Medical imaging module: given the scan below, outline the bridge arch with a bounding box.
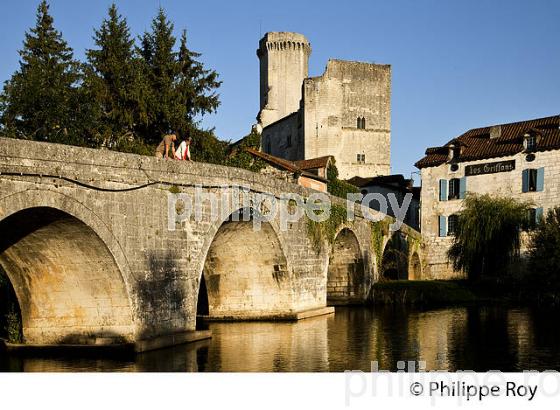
[197,207,293,318]
[0,191,135,344]
[380,231,409,280]
[327,227,367,304]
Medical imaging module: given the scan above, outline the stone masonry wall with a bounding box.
[303,60,391,180]
[420,149,560,279]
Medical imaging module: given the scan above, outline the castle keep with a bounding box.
[256,32,391,180]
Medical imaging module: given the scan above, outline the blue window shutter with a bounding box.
[522,169,529,193]
[439,179,448,201]
[438,215,447,237]
[536,207,544,224]
[459,177,467,199]
[536,167,545,192]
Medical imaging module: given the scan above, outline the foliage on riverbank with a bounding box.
[369,278,560,309]
[0,267,23,343]
[368,280,478,306]
[527,206,560,294]
[448,194,531,281]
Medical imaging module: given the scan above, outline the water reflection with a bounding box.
[2,306,560,372]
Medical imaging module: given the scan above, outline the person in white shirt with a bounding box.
[174,137,192,161]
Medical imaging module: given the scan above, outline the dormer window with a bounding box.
[524,133,537,152]
[448,145,461,161]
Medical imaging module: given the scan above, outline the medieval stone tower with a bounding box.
[256,32,311,128]
[256,32,392,180]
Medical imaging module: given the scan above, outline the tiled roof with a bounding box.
[244,148,328,182]
[294,155,333,170]
[415,115,560,169]
[244,147,300,172]
[347,174,409,187]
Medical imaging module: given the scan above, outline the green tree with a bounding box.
[528,206,560,289]
[138,8,221,144]
[84,3,147,147]
[225,128,265,172]
[0,0,82,144]
[447,194,531,281]
[138,8,176,142]
[175,30,221,130]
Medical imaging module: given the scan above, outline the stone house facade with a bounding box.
[415,115,560,279]
[256,32,391,180]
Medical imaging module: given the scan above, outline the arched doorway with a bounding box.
[381,232,409,280]
[0,207,134,345]
[200,210,291,318]
[327,228,365,304]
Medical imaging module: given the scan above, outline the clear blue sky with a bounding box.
[1,0,559,180]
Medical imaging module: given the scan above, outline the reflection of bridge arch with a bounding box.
[197,208,292,319]
[0,190,135,344]
[327,227,366,304]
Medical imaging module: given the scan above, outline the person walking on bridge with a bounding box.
[155,132,177,159]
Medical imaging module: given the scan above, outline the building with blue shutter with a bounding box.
[415,115,560,279]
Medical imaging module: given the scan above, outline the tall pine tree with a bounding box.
[84,3,147,147]
[138,8,221,144]
[175,30,221,131]
[0,1,82,144]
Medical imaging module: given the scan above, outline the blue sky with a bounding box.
[1,0,559,180]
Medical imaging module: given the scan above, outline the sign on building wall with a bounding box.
[464,160,515,176]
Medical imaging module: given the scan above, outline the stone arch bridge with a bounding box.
[0,138,423,351]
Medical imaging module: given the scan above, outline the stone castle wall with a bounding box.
[258,32,392,181]
[303,60,391,180]
[257,32,311,128]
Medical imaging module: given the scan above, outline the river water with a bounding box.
[1,306,560,372]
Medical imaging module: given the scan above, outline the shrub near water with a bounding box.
[447,194,531,281]
[528,207,560,304]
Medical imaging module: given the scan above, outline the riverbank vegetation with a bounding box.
[447,194,531,281]
[0,267,22,343]
[371,198,560,309]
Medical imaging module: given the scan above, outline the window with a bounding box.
[448,178,460,200]
[525,207,543,230]
[524,134,537,152]
[522,168,544,192]
[440,178,466,201]
[356,117,366,129]
[448,214,459,236]
[452,146,460,159]
[286,134,292,147]
[356,154,365,164]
